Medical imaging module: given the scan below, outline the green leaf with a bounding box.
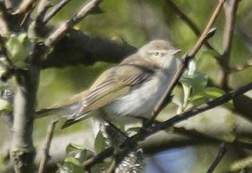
[57,161,85,173]
[179,69,208,110]
[180,72,208,95]
[205,87,225,98]
[94,131,107,154]
[66,144,93,163]
[66,143,84,155]
[6,33,31,69]
[65,157,82,166]
[126,127,141,133]
[205,87,233,108]
[0,98,12,114]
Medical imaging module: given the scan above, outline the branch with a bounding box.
[149,80,252,134]
[163,0,218,53]
[38,118,58,173]
[36,0,52,24]
[43,0,73,24]
[0,14,9,36]
[148,0,226,124]
[206,143,227,173]
[231,155,252,172]
[84,79,252,168]
[45,0,103,47]
[10,43,42,173]
[10,1,105,172]
[3,0,20,11]
[41,30,137,69]
[11,0,36,15]
[82,0,227,168]
[222,0,239,58]
[219,0,240,88]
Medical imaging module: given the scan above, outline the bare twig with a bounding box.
[12,0,37,15]
[8,0,105,172]
[43,0,73,24]
[222,0,239,58]
[0,8,12,71]
[206,143,227,173]
[231,155,252,172]
[163,0,218,52]
[36,0,52,24]
[38,118,59,173]
[45,0,103,47]
[219,0,240,88]
[0,15,9,36]
[3,0,20,11]
[190,0,225,55]
[82,0,227,168]
[41,31,136,69]
[149,81,252,134]
[149,0,226,123]
[106,159,116,173]
[82,147,115,169]
[83,79,252,168]
[147,28,216,125]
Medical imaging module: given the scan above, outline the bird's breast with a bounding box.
[104,70,172,118]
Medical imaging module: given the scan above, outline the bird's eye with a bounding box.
[154,52,160,56]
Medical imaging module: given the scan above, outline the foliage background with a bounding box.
[1,0,252,172]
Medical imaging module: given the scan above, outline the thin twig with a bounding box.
[163,0,218,52]
[106,159,116,173]
[206,142,227,173]
[45,0,103,47]
[149,0,226,124]
[83,79,252,168]
[0,7,12,68]
[38,118,59,173]
[149,81,252,134]
[36,0,52,24]
[0,15,9,36]
[219,0,240,88]
[43,0,73,24]
[82,0,227,168]
[146,28,216,126]
[12,0,37,15]
[82,147,115,169]
[222,0,239,58]
[190,0,225,56]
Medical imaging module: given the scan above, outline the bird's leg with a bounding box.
[100,117,129,149]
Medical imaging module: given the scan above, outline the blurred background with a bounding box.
[1,0,252,172]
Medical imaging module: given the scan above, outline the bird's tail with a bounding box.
[35,90,87,119]
[35,103,80,119]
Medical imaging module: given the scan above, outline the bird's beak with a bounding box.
[171,49,181,54]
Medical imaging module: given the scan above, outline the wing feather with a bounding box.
[69,59,157,121]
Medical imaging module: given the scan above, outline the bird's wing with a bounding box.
[67,62,156,121]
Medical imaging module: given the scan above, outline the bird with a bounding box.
[60,40,181,128]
